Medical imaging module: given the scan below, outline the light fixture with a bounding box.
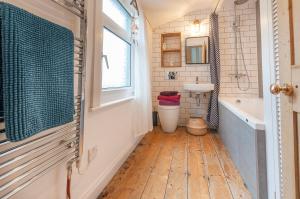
[192,19,201,35]
[191,19,209,36]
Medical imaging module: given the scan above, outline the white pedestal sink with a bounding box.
[183,83,215,94]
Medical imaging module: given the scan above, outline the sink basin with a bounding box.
[184,83,215,93]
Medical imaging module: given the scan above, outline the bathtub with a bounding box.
[218,97,267,199]
[219,97,265,130]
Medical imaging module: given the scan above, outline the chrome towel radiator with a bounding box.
[0,0,86,198]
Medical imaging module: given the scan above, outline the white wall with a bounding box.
[151,0,259,126]
[4,0,146,198]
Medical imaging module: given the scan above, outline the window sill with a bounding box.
[90,96,135,112]
[102,87,133,93]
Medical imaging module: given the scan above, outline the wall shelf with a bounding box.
[162,49,181,53]
[161,33,182,67]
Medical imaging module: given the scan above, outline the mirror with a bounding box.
[185,36,209,64]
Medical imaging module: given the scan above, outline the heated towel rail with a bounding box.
[0,0,86,198]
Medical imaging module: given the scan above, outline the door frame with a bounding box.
[261,0,299,198]
[260,0,281,198]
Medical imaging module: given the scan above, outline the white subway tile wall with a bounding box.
[151,0,259,126]
[218,0,259,97]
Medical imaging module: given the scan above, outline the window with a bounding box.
[102,28,131,89]
[94,0,133,106]
[102,0,132,89]
[103,0,131,32]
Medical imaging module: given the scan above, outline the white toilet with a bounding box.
[158,105,180,133]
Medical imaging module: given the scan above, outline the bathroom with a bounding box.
[150,0,266,198]
[0,0,299,199]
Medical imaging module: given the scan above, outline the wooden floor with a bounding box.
[98,127,251,199]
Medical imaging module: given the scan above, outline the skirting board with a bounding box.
[80,134,145,199]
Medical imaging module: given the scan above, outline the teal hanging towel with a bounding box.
[0,3,74,142]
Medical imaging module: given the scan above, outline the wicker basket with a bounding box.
[186,117,208,136]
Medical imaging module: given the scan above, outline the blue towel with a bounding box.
[0,3,74,141]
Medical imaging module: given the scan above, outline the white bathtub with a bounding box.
[218,97,265,130]
[218,97,267,199]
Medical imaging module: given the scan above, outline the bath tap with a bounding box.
[229,73,247,79]
[196,76,199,84]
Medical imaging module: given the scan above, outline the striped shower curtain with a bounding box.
[207,13,220,130]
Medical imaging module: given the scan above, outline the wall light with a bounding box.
[191,19,209,36]
[191,19,201,35]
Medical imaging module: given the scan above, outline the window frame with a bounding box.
[91,0,135,108]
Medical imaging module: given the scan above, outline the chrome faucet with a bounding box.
[196,76,199,84]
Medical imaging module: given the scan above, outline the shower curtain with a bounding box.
[132,11,153,137]
[207,13,220,130]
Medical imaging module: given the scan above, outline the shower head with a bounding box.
[234,0,249,5]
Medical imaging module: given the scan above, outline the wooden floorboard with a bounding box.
[164,129,188,199]
[100,129,165,199]
[187,134,210,199]
[99,127,251,199]
[140,130,178,199]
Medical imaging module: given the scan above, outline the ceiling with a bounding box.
[140,0,220,28]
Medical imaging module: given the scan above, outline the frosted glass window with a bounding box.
[102,28,131,89]
[103,0,131,32]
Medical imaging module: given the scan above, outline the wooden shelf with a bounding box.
[162,49,181,53]
[161,32,182,68]
[163,65,181,68]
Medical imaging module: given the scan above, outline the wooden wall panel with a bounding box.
[290,0,300,66]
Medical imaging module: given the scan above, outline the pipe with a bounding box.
[66,162,73,199]
[213,0,221,13]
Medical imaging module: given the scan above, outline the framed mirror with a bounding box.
[185,36,209,64]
